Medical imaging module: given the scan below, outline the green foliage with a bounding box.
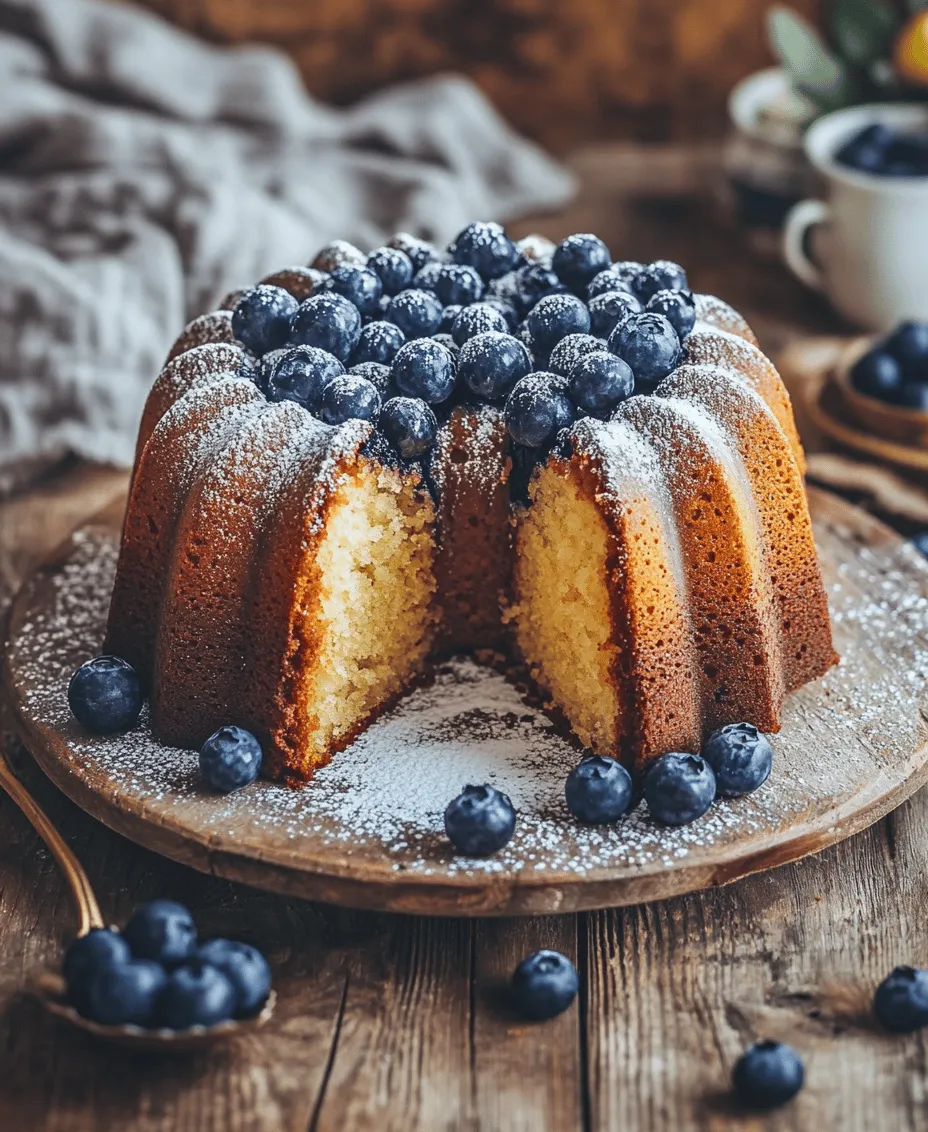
[767,6,859,112]
[829,0,898,68]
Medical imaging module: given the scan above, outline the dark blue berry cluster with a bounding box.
[835,123,928,178]
[62,900,271,1030]
[231,225,697,465]
[850,320,928,408]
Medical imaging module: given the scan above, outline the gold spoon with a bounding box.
[0,750,275,1049]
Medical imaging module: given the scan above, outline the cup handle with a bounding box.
[782,199,830,291]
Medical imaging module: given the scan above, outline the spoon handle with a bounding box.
[0,750,105,936]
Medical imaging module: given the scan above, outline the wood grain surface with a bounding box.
[6,491,928,919]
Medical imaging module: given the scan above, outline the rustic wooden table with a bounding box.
[2,148,926,1131]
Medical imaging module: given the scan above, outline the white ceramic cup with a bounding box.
[783,103,928,331]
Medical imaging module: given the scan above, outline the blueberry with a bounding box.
[885,321,928,380]
[565,755,633,823]
[511,950,579,1021]
[451,221,518,280]
[254,348,288,393]
[646,289,696,340]
[349,361,394,397]
[609,312,682,388]
[380,396,439,458]
[588,290,642,338]
[157,961,238,1030]
[366,247,414,295]
[440,304,463,334]
[898,382,928,410]
[850,347,902,401]
[123,900,197,968]
[514,233,556,265]
[231,285,299,355]
[911,531,928,558]
[643,752,716,825]
[432,333,460,362]
[320,374,382,424]
[197,939,272,1017]
[482,296,520,331]
[68,655,142,734]
[527,294,591,351]
[732,1040,804,1110]
[265,345,343,410]
[569,351,635,416]
[516,263,567,311]
[322,265,383,316]
[311,240,367,273]
[701,722,772,797]
[290,293,362,362]
[444,784,516,855]
[835,125,894,173]
[435,264,485,306]
[548,333,602,377]
[505,373,574,447]
[83,959,167,1027]
[392,339,456,403]
[874,966,928,1032]
[385,289,443,339]
[387,232,440,272]
[586,268,634,300]
[199,725,262,793]
[63,928,131,1013]
[351,320,406,366]
[552,233,611,291]
[413,261,444,291]
[458,331,532,400]
[451,302,509,345]
[631,260,688,302]
[610,260,645,285]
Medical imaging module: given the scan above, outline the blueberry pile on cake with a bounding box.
[105,223,836,784]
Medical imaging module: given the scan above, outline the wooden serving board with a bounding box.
[4,489,928,917]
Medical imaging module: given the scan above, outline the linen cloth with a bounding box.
[0,0,573,492]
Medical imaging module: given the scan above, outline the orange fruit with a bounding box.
[895,11,928,87]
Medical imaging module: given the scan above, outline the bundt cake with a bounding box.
[105,226,836,784]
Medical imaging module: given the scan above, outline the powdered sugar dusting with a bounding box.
[9,511,928,887]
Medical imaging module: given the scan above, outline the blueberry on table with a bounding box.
[646,288,696,340]
[157,961,238,1030]
[199,725,263,793]
[586,268,634,300]
[320,374,382,424]
[440,304,464,334]
[265,345,344,411]
[885,321,928,379]
[387,232,440,272]
[444,784,516,856]
[527,294,591,351]
[548,333,602,377]
[552,233,611,291]
[701,722,773,797]
[565,755,633,823]
[311,239,367,273]
[366,247,414,295]
[850,348,902,402]
[349,361,394,398]
[385,289,443,340]
[732,1040,804,1109]
[504,373,575,447]
[197,939,272,1017]
[63,928,131,1012]
[351,320,406,366]
[511,950,579,1021]
[323,265,383,317]
[516,263,567,311]
[451,221,518,280]
[643,752,716,825]
[630,259,688,302]
[380,397,439,458]
[290,293,362,362]
[450,303,508,345]
[608,311,682,389]
[413,261,444,292]
[435,264,485,307]
[874,966,928,1032]
[482,296,519,331]
[83,959,167,1027]
[458,331,532,401]
[588,290,641,339]
[122,900,197,968]
[392,339,456,404]
[568,351,635,416]
[231,285,299,355]
[68,655,142,734]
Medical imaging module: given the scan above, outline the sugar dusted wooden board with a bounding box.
[4,489,928,916]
